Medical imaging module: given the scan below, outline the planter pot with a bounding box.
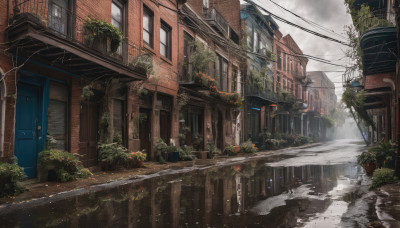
[101,161,115,171]
[128,160,143,168]
[233,146,240,153]
[168,151,180,162]
[363,163,376,176]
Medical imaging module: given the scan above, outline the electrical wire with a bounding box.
[265,0,348,40]
[243,0,350,46]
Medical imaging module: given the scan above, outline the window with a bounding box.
[203,0,209,8]
[112,1,123,54]
[276,72,281,88]
[160,22,171,59]
[283,53,286,72]
[47,82,68,150]
[232,66,238,92]
[215,55,228,91]
[277,49,281,70]
[113,88,126,145]
[183,32,194,80]
[255,32,261,52]
[143,6,153,47]
[112,2,123,31]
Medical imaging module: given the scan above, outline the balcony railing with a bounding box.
[246,85,279,103]
[355,9,396,35]
[203,7,229,35]
[12,0,142,71]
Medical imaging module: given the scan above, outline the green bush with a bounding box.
[0,162,25,197]
[240,140,257,153]
[38,149,92,182]
[369,141,396,168]
[179,146,195,161]
[224,145,236,156]
[97,143,128,169]
[207,143,220,158]
[370,168,397,189]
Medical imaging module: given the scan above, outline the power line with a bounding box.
[266,0,348,40]
[243,0,350,46]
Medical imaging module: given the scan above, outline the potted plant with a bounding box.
[83,17,123,54]
[126,151,147,168]
[155,138,169,163]
[38,149,92,182]
[357,151,376,176]
[98,143,128,171]
[167,145,180,162]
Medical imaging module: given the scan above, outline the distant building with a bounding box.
[306,71,337,140]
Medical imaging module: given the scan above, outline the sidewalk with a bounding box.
[375,181,400,227]
[0,143,322,207]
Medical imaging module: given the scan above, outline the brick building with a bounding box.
[306,71,337,139]
[240,3,278,145]
[0,0,184,177]
[178,0,245,152]
[273,31,309,135]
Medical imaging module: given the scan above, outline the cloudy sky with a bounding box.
[242,0,354,100]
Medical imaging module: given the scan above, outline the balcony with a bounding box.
[7,0,146,80]
[360,26,397,76]
[203,7,229,36]
[246,85,279,104]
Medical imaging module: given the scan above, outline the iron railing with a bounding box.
[246,85,280,103]
[13,0,142,69]
[203,7,229,35]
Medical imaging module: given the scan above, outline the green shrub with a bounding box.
[240,140,257,153]
[0,162,25,197]
[38,149,92,182]
[207,143,220,158]
[370,168,397,189]
[369,141,396,168]
[224,145,236,156]
[179,146,195,161]
[97,143,128,169]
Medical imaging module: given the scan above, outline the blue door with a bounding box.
[15,83,42,178]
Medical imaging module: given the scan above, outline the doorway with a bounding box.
[15,83,43,178]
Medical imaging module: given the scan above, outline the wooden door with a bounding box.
[80,101,98,167]
[139,109,151,154]
[160,110,171,144]
[15,83,42,178]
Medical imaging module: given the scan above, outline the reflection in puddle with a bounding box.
[0,160,366,227]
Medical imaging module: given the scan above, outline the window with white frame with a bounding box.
[203,0,209,8]
[160,21,171,59]
[143,5,154,47]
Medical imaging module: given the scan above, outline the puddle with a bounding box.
[0,139,374,227]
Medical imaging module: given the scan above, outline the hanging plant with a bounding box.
[137,86,148,97]
[130,53,154,76]
[190,41,217,75]
[81,85,95,103]
[342,87,375,129]
[177,92,190,110]
[83,17,123,53]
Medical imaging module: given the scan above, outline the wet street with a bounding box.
[0,139,374,227]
